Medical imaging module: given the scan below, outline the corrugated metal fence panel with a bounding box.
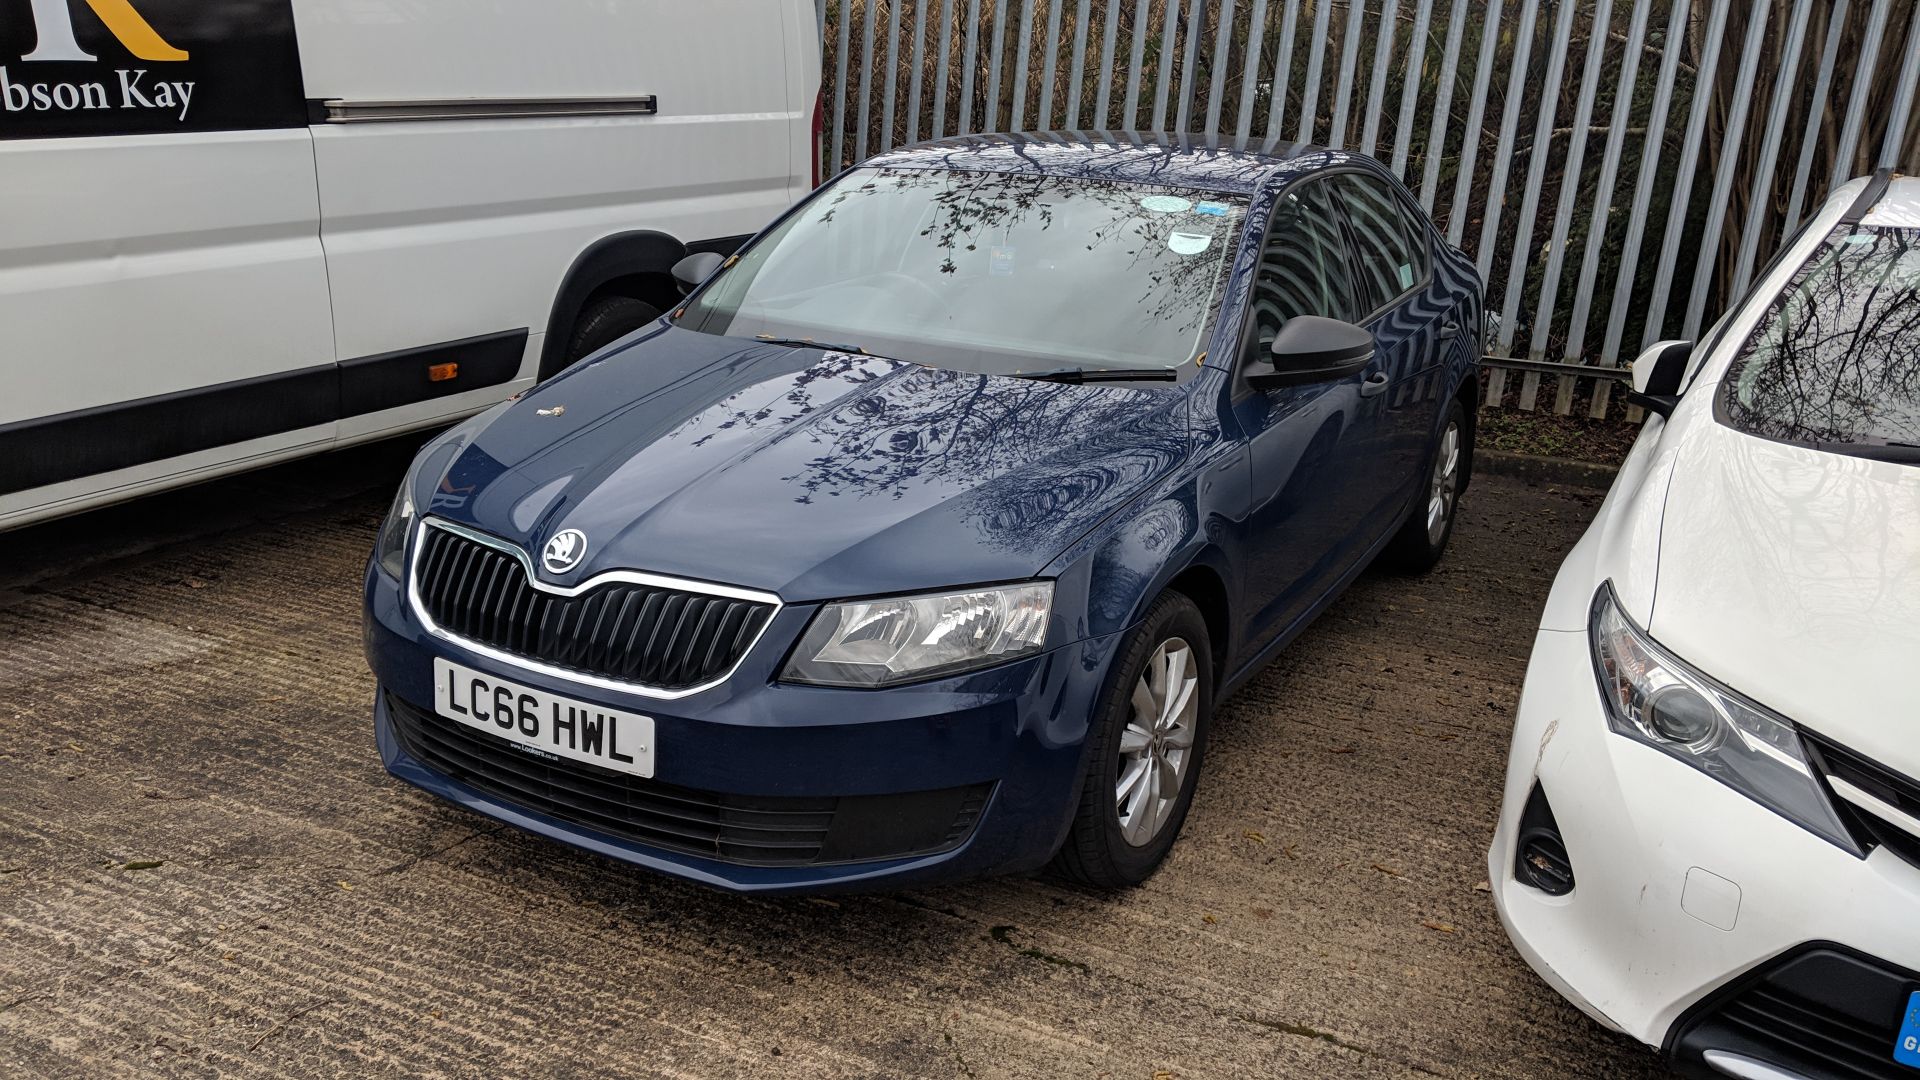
[817,0,1920,416]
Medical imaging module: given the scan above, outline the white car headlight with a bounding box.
[1588,582,1859,853]
[374,481,415,580]
[782,582,1053,688]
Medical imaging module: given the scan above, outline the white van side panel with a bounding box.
[293,0,810,444]
[0,128,338,525]
[0,129,335,424]
[291,0,795,104]
[1,1,817,529]
[305,110,788,356]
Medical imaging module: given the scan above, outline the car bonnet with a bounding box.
[422,325,1195,602]
[1649,415,1920,777]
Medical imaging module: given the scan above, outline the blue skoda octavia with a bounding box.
[363,133,1483,893]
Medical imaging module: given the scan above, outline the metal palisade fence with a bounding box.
[813,0,1920,416]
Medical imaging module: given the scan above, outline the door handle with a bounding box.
[1438,321,1461,341]
[1359,371,1391,397]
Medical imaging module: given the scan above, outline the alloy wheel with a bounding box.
[1115,637,1199,847]
[1426,420,1461,544]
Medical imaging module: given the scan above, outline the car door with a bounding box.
[1231,177,1396,659]
[1329,173,1448,532]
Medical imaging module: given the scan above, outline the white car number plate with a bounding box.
[432,658,654,778]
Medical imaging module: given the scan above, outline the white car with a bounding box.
[1490,171,1920,1080]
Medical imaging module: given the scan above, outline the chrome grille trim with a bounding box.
[406,517,782,700]
[1803,728,1920,869]
[1827,775,1920,844]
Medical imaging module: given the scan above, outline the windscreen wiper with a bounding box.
[755,335,869,355]
[1005,366,1180,384]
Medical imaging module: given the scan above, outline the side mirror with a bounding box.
[1627,339,1692,417]
[1248,316,1375,391]
[672,251,725,297]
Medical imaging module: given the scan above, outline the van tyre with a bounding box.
[564,296,661,365]
[1052,591,1212,889]
[1383,396,1469,572]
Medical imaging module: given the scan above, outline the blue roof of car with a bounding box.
[857,130,1351,195]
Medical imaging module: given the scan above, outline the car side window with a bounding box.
[1337,174,1430,312]
[1245,180,1359,361]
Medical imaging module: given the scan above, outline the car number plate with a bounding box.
[432,658,654,778]
[1897,990,1920,1069]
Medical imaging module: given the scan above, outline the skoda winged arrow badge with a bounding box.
[542,529,587,573]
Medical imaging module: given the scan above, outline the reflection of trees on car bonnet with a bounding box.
[793,362,1187,538]
[1726,227,1920,448]
[677,349,1191,554]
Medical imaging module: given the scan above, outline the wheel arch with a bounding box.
[1163,560,1232,686]
[538,231,689,380]
[1044,478,1237,682]
[1452,366,1479,495]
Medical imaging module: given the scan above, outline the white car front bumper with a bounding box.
[1488,624,1920,1076]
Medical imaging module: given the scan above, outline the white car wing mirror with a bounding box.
[1628,339,1692,417]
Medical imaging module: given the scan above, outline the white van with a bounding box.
[0,0,819,529]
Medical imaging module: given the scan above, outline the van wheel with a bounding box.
[1052,591,1212,889]
[563,296,660,366]
[1382,397,1469,572]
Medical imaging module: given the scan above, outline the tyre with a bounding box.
[563,295,661,367]
[1382,395,1469,572]
[1052,591,1213,889]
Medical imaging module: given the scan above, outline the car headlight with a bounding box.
[782,582,1053,688]
[1588,582,1858,853]
[373,480,415,580]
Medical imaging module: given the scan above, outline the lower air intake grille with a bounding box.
[1513,782,1574,896]
[1666,944,1920,1080]
[386,692,990,867]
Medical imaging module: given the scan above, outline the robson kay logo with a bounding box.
[5,0,194,120]
[1,0,305,138]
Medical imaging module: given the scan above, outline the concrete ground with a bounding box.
[0,439,1670,1079]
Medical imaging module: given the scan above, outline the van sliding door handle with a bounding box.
[1359,372,1391,397]
[1438,321,1461,341]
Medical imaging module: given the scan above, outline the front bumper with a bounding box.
[1489,627,1920,1076]
[365,564,1122,894]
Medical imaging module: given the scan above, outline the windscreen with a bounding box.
[1722,225,1920,456]
[677,168,1248,376]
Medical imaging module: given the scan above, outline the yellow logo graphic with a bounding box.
[22,0,187,62]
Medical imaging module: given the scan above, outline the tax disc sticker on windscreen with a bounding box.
[1168,231,1213,255]
[1140,195,1193,214]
